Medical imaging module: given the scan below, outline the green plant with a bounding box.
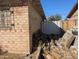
[47,14,62,21]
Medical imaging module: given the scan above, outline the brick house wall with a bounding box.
[0,0,45,54]
[70,10,78,20]
[68,10,78,27]
[63,9,78,31]
[0,6,30,54]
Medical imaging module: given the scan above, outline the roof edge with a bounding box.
[66,2,78,19]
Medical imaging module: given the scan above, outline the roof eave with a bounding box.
[66,2,78,19]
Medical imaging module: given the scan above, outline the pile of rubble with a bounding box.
[43,30,78,59]
[0,30,77,59]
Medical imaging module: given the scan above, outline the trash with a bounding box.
[43,30,77,59]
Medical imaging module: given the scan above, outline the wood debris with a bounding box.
[43,30,78,59]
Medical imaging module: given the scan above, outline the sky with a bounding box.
[40,0,77,20]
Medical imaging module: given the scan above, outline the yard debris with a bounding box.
[43,30,77,59]
[0,46,8,55]
[59,30,75,48]
[0,30,77,59]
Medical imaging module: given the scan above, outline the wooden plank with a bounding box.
[60,30,75,48]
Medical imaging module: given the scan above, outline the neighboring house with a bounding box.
[0,0,45,54]
[63,3,78,31]
[67,3,78,20]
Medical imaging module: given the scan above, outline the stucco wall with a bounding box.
[29,4,42,51]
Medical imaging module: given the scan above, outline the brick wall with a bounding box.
[0,0,43,54]
[0,6,30,54]
[63,10,78,31]
[63,20,77,31]
[70,10,78,20]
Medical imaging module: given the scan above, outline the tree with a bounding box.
[47,14,62,21]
